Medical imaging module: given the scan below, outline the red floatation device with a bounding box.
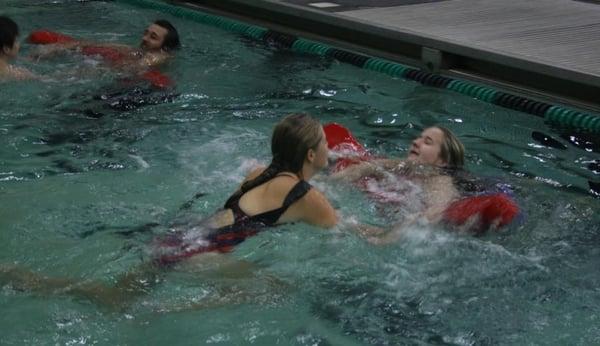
[27,31,126,63]
[323,123,372,172]
[27,30,174,89]
[27,30,76,44]
[443,193,519,234]
[323,122,520,234]
[140,70,173,89]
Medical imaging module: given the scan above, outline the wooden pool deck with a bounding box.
[187,0,600,110]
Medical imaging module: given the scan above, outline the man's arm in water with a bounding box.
[1,65,38,80]
[30,39,132,61]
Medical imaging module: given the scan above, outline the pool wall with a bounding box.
[118,0,600,134]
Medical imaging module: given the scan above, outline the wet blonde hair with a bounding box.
[271,113,323,172]
[436,126,465,169]
[224,113,322,208]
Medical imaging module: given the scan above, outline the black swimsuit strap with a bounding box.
[230,180,312,226]
[281,180,311,208]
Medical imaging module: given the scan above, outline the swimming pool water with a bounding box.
[1,1,600,345]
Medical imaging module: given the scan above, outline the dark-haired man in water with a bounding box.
[135,19,180,68]
[31,19,180,71]
[0,16,35,80]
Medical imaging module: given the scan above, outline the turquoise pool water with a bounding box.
[1,1,600,344]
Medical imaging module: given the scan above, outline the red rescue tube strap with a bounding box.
[443,193,519,234]
[27,30,76,44]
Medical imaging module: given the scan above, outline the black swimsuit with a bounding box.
[225,180,312,226]
[153,180,312,266]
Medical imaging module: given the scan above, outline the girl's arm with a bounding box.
[297,188,338,228]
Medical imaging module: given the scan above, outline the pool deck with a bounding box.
[185,0,600,110]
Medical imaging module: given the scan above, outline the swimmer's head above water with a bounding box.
[236,113,328,196]
[271,113,328,175]
[406,126,465,169]
[0,16,20,60]
[140,19,180,52]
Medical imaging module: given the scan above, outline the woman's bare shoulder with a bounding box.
[295,186,337,228]
[246,166,266,180]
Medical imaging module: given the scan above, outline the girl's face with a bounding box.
[406,127,447,167]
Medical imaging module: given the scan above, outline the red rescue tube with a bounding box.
[443,193,519,234]
[324,122,371,172]
[28,30,125,63]
[324,122,367,153]
[141,70,173,89]
[27,30,76,44]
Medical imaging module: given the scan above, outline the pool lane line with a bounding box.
[117,0,600,134]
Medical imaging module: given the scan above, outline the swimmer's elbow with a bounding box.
[319,211,338,229]
[314,200,339,228]
[299,189,338,228]
[307,213,337,229]
[302,202,338,229]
